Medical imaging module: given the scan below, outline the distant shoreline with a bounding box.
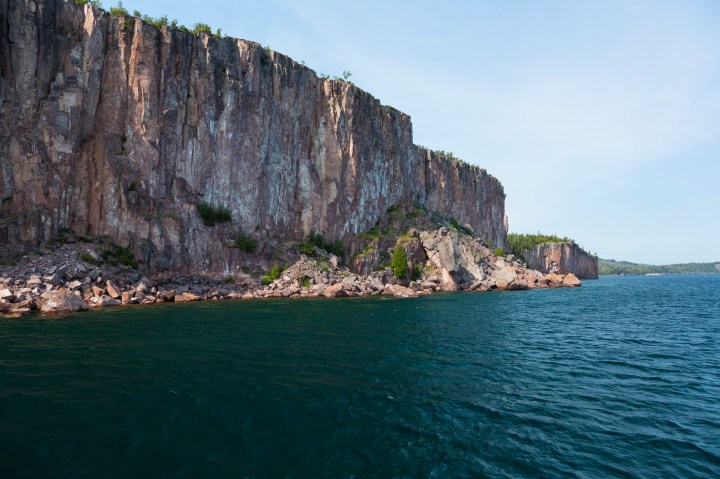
[599,259,720,276]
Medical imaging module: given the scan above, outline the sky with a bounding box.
[115,0,720,264]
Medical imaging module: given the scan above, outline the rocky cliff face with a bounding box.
[0,0,506,274]
[523,242,599,279]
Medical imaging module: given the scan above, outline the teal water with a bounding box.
[1,275,719,478]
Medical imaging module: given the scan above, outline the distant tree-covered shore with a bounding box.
[599,259,720,276]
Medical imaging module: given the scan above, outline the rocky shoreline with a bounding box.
[0,227,581,318]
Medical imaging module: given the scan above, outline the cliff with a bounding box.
[0,0,506,274]
[523,242,599,279]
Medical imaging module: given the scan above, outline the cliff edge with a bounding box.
[0,0,506,274]
[522,242,599,279]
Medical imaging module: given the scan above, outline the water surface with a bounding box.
[1,275,719,478]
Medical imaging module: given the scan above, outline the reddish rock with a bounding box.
[561,273,582,287]
[175,292,199,303]
[157,290,176,302]
[523,242,598,279]
[105,281,121,299]
[323,284,348,298]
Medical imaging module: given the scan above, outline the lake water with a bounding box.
[1,275,719,478]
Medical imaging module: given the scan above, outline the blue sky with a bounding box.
[115,0,720,264]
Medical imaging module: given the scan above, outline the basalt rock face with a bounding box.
[0,0,506,274]
[523,242,599,279]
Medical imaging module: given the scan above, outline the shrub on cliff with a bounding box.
[298,232,344,257]
[198,202,232,226]
[261,264,282,285]
[235,231,258,253]
[506,233,575,260]
[493,247,505,258]
[109,2,128,16]
[73,0,102,7]
[101,245,138,269]
[391,246,408,279]
[192,23,212,35]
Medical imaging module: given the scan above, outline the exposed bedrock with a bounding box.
[0,0,506,274]
[523,242,599,279]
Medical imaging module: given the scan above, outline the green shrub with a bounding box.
[493,247,505,257]
[235,230,258,253]
[101,244,138,269]
[506,232,575,260]
[198,202,232,226]
[298,242,315,255]
[109,2,128,16]
[72,0,102,7]
[411,264,422,281]
[79,253,101,266]
[301,277,311,288]
[261,264,282,285]
[298,232,343,257]
[192,23,212,35]
[391,246,408,279]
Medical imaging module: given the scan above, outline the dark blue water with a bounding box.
[1,275,719,478]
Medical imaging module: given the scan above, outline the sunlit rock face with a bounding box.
[0,0,506,273]
[523,242,599,279]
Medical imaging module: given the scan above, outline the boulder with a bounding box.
[0,289,14,300]
[561,273,582,287]
[157,290,176,302]
[492,266,518,284]
[387,284,418,298]
[97,295,120,307]
[48,266,68,286]
[175,292,199,302]
[105,280,121,299]
[440,268,458,291]
[323,283,348,298]
[40,289,89,315]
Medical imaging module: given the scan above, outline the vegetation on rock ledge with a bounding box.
[391,246,408,279]
[507,233,575,260]
[198,202,232,226]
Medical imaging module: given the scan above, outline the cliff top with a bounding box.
[65,0,491,179]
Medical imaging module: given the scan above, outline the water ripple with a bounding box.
[1,275,719,478]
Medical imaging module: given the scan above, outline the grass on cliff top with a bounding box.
[507,233,583,261]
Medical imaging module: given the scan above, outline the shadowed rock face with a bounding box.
[0,0,506,274]
[523,242,599,279]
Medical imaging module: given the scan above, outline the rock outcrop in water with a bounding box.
[0,0,506,274]
[522,242,599,279]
